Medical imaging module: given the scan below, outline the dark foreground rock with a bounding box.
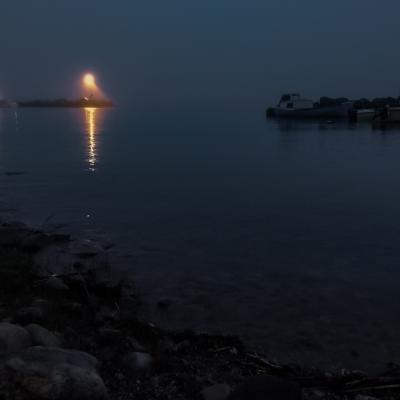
[0,346,107,400]
[227,375,301,400]
[25,323,63,347]
[1,221,400,400]
[0,322,31,352]
[202,383,231,400]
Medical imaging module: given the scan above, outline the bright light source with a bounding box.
[83,73,96,88]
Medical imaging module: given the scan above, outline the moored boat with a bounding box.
[271,94,353,118]
[353,108,376,121]
[370,106,400,123]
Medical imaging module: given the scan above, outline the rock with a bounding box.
[97,328,122,345]
[0,225,29,246]
[44,276,69,291]
[122,352,154,373]
[70,239,103,257]
[126,336,146,352]
[98,346,119,362]
[156,337,175,354]
[119,295,140,312]
[32,298,50,309]
[15,306,45,324]
[354,396,381,400]
[1,346,107,399]
[174,339,191,352]
[118,307,137,322]
[96,306,118,323]
[202,384,231,400]
[6,346,98,370]
[0,322,31,352]
[20,231,52,251]
[2,221,28,229]
[227,375,301,400]
[303,389,326,399]
[157,299,172,310]
[26,324,62,347]
[49,364,108,399]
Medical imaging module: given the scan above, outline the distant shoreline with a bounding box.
[0,99,114,108]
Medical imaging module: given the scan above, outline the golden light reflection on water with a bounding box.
[84,107,100,171]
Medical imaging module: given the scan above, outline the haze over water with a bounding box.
[1,106,400,370]
[2,0,400,372]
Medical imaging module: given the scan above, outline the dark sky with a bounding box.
[1,0,399,108]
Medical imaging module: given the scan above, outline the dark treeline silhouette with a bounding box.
[352,97,400,109]
[17,98,114,108]
[317,96,400,109]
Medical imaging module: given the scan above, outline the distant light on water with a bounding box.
[81,72,108,171]
[84,107,98,171]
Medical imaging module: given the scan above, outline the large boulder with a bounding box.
[0,323,31,352]
[26,324,62,347]
[6,346,98,370]
[0,346,108,399]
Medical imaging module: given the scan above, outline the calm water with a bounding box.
[1,106,400,370]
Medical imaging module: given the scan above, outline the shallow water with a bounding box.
[1,106,400,370]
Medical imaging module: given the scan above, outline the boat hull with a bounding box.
[354,109,376,121]
[273,102,353,118]
[389,107,400,122]
[371,107,400,123]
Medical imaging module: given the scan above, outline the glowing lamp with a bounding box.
[83,73,96,88]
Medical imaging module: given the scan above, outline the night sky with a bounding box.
[1,0,399,108]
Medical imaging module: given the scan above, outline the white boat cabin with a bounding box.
[278,94,314,110]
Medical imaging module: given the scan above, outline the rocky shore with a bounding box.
[0,221,399,399]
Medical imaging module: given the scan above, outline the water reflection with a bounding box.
[84,107,100,171]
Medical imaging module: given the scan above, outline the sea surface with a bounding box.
[1,106,400,370]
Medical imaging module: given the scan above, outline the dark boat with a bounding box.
[270,94,353,118]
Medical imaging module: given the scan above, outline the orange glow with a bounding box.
[81,72,108,100]
[83,73,96,88]
[84,107,98,171]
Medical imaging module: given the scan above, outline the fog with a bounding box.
[1,0,399,109]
